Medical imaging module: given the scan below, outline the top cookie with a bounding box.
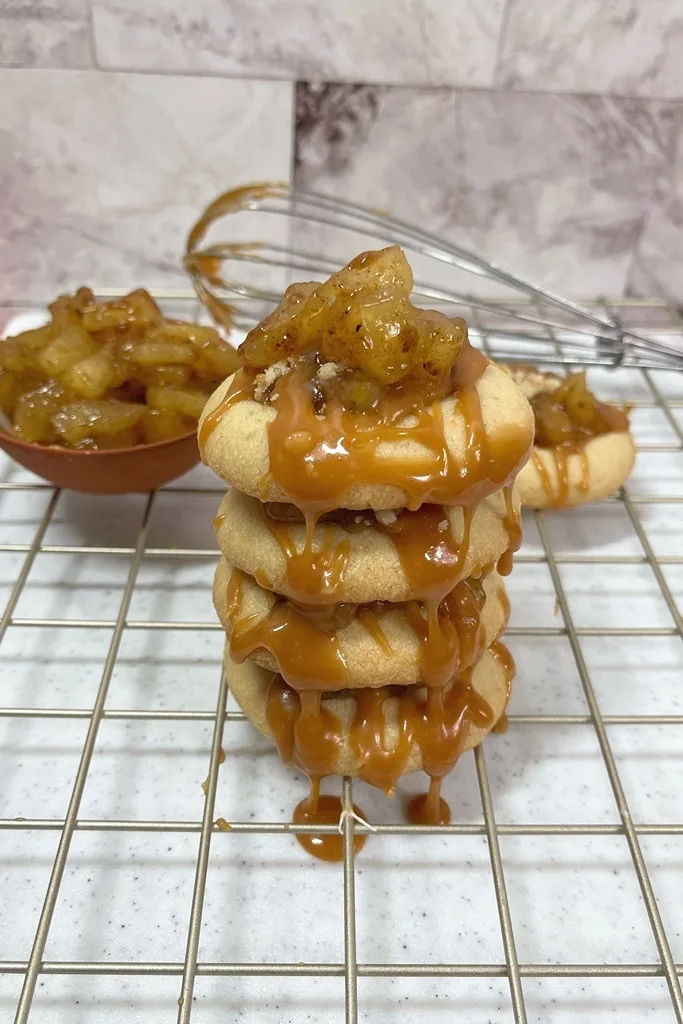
[199,358,534,511]
[198,246,534,512]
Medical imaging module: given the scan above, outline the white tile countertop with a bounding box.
[0,308,682,1023]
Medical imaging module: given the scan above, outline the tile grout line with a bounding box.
[535,509,683,1022]
[0,489,61,646]
[14,492,156,1024]
[475,745,527,1023]
[621,489,683,636]
[177,667,230,1024]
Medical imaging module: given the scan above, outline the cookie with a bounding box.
[199,360,534,511]
[501,363,635,509]
[517,431,636,509]
[214,486,521,605]
[214,557,509,690]
[225,642,511,782]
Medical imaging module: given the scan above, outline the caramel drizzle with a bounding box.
[377,503,473,603]
[404,578,486,690]
[261,344,529,517]
[226,569,349,691]
[263,513,352,604]
[532,443,590,508]
[489,638,515,734]
[355,606,393,655]
[226,568,495,691]
[199,340,531,526]
[497,484,522,577]
[490,639,516,697]
[406,775,450,825]
[554,445,572,507]
[263,501,474,608]
[531,448,556,504]
[577,446,590,495]
[198,371,254,450]
[265,669,497,797]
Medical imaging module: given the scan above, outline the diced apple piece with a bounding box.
[37,325,96,376]
[60,350,119,399]
[14,384,64,443]
[52,401,146,445]
[128,342,195,366]
[141,407,192,443]
[146,385,207,420]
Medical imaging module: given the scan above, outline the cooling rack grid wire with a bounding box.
[0,295,682,1024]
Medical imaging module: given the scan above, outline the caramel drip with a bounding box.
[227,569,348,690]
[534,442,591,509]
[226,568,244,620]
[213,512,226,533]
[307,775,321,812]
[227,568,490,689]
[264,513,352,604]
[266,678,344,773]
[577,446,590,495]
[349,688,413,792]
[377,504,473,602]
[498,583,511,630]
[406,776,450,825]
[356,606,393,655]
[532,448,557,506]
[419,676,493,779]
[489,639,516,697]
[405,578,486,691]
[554,445,572,507]
[265,500,473,607]
[265,675,299,764]
[295,691,344,776]
[490,640,515,733]
[198,372,253,450]
[265,672,496,797]
[292,778,367,862]
[497,484,522,577]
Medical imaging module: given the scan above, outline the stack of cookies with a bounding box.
[197,246,534,839]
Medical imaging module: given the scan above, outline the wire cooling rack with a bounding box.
[0,295,682,1024]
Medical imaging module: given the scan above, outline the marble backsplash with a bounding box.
[1,0,682,302]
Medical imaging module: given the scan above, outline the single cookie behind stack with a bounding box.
[502,364,635,509]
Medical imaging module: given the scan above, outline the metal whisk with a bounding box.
[184,182,683,372]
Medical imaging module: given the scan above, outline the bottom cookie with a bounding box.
[225,641,514,793]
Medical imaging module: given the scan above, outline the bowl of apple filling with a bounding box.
[0,287,240,493]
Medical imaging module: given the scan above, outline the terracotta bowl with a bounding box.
[0,428,200,494]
